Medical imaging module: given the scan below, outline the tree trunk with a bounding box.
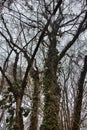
[14,96,24,130]
[71,55,87,130]
[29,69,40,130]
[40,34,61,130]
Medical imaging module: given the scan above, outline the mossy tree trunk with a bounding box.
[40,25,61,130]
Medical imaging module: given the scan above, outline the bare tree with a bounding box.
[71,55,87,130]
[0,0,87,130]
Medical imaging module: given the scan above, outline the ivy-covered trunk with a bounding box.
[29,69,40,130]
[40,34,61,130]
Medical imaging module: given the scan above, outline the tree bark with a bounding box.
[71,55,87,130]
[29,69,40,130]
[40,31,61,130]
[14,96,24,130]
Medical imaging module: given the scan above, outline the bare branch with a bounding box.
[58,12,87,62]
